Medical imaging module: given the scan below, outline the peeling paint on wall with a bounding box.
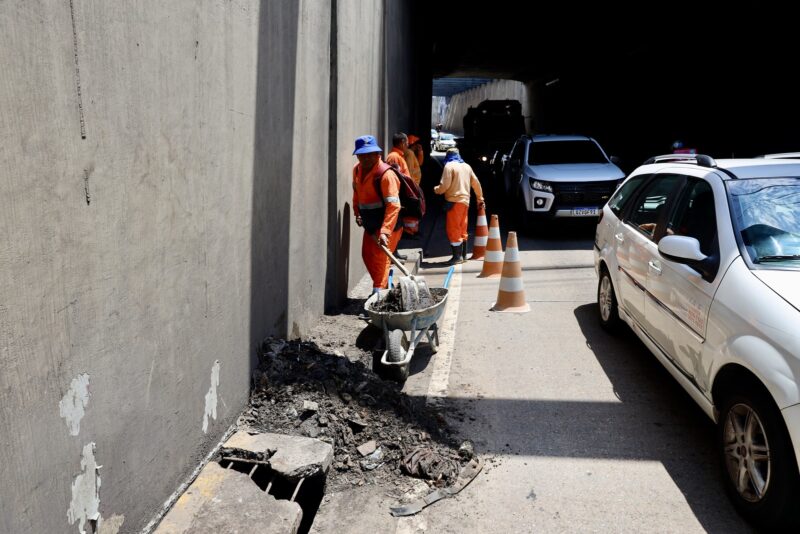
[67,442,101,534]
[202,360,220,433]
[59,373,91,436]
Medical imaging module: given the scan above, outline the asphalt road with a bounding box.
[395,218,756,534]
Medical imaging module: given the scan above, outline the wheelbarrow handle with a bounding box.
[379,243,411,277]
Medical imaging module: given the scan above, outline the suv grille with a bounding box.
[553,180,618,206]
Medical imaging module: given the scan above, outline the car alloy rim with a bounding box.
[599,276,612,321]
[723,403,771,503]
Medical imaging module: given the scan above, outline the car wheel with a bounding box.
[597,268,621,332]
[718,391,800,530]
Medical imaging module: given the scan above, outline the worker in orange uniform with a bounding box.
[434,148,485,265]
[352,135,404,294]
[404,134,422,186]
[408,134,425,168]
[386,132,418,241]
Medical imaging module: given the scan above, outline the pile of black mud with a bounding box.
[239,336,468,491]
[369,287,446,313]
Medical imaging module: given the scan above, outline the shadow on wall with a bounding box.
[250,0,300,361]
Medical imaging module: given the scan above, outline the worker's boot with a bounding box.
[461,241,468,262]
[446,245,463,265]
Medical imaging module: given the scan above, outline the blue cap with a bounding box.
[353,135,383,155]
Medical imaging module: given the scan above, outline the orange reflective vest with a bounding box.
[352,160,401,236]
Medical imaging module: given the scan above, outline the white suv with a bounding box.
[594,154,800,530]
[503,135,624,229]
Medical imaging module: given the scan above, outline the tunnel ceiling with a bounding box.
[428,4,791,82]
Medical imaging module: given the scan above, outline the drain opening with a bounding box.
[218,456,326,534]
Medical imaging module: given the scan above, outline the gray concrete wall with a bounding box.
[0,0,375,532]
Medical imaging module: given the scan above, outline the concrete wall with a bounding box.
[0,0,421,532]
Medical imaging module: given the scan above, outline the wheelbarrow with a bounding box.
[363,266,455,382]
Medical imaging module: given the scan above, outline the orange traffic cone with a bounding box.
[470,205,489,260]
[477,215,503,278]
[491,231,530,313]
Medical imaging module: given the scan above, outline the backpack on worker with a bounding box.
[374,162,426,223]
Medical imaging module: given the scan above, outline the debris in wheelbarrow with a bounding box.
[369,287,446,313]
[379,243,432,311]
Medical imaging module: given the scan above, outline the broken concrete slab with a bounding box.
[356,440,377,457]
[225,431,333,481]
[155,462,302,534]
[302,400,319,412]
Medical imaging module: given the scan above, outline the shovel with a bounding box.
[379,243,433,311]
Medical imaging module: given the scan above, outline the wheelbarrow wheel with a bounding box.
[385,329,410,382]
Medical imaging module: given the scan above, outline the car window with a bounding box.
[608,174,648,217]
[665,179,717,255]
[528,140,608,165]
[625,174,682,240]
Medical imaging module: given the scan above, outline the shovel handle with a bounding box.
[379,243,411,277]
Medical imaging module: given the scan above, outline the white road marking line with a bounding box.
[426,264,462,408]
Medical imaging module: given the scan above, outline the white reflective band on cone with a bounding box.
[503,247,520,262]
[488,227,501,239]
[485,250,504,262]
[477,216,488,226]
[499,277,525,292]
[474,236,488,246]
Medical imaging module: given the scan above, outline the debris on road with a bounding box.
[401,447,460,484]
[239,336,468,492]
[390,458,484,517]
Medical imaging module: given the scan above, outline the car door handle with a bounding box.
[648,260,662,275]
[614,233,624,243]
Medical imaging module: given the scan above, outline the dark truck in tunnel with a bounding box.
[457,99,526,207]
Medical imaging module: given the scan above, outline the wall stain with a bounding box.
[67,443,101,534]
[83,168,92,205]
[202,360,220,433]
[59,373,91,436]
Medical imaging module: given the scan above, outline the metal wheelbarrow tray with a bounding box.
[363,267,454,382]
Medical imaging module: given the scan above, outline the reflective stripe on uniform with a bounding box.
[485,250,504,262]
[503,247,520,263]
[474,235,488,246]
[404,220,419,228]
[359,202,383,210]
[499,277,525,292]
[384,196,400,204]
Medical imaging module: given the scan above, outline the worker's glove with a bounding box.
[355,215,363,227]
[377,233,389,247]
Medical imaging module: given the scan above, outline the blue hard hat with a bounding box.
[353,135,383,155]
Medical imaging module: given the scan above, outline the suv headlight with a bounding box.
[529,178,553,193]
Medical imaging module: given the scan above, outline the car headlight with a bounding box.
[529,178,553,193]
[480,156,488,162]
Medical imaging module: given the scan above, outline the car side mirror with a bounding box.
[610,155,621,165]
[658,235,719,281]
[658,235,707,262]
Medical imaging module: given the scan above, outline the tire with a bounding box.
[385,329,410,382]
[718,391,800,531]
[597,268,621,333]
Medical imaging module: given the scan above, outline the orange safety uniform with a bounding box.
[386,147,411,177]
[434,161,484,246]
[353,159,404,289]
[387,146,420,236]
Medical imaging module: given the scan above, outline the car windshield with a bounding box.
[727,177,800,266]
[440,134,454,140]
[528,140,608,165]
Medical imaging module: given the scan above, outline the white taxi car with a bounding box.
[594,154,800,530]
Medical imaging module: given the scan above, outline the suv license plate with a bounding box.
[572,207,598,216]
